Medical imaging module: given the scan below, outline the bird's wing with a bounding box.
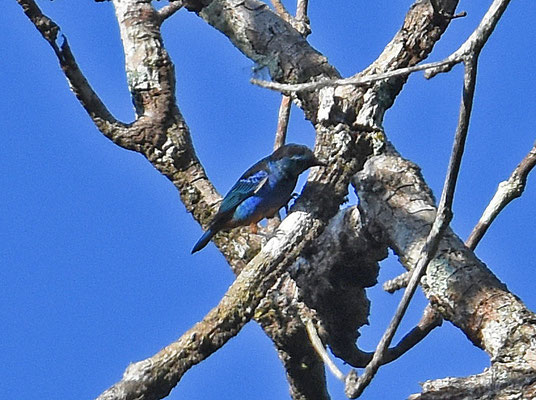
[218,168,269,215]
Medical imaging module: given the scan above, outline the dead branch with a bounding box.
[346,57,479,398]
[304,318,346,381]
[21,1,535,400]
[157,0,183,22]
[270,0,292,24]
[16,0,127,141]
[354,144,536,386]
[252,0,511,94]
[383,271,411,293]
[347,3,514,393]
[425,0,512,78]
[466,142,536,250]
[271,0,311,151]
[96,224,306,400]
[251,58,453,94]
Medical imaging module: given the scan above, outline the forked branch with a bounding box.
[305,304,442,380]
[253,0,511,94]
[16,0,126,139]
[346,61,477,399]
[466,142,536,250]
[345,0,512,397]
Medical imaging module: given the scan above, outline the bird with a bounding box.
[191,143,326,253]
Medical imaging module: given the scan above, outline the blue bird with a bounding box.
[192,144,326,253]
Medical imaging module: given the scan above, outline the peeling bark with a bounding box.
[17,0,536,399]
[410,366,536,399]
[355,145,536,393]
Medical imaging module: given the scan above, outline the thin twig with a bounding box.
[253,0,510,95]
[295,0,308,21]
[383,271,412,293]
[425,0,511,78]
[381,304,443,363]
[294,0,310,36]
[304,319,346,381]
[271,0,310,152]
[346,55,479,399]
[273,95,292,150]
[336,304,443,369]
[251,58,454,94]
[466,143,536,250]
[270,0,294,151]
[157,0,183,23]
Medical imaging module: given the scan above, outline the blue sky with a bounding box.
[2,1,535,399]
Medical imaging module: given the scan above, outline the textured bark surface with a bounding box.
[291,207,386,366]
[17,0,536,399]
[355,145,536,397]
[108,3,332,398]
[355,146,536,364]
[410,366,536,399]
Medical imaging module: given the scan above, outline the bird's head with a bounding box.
[271,144,327,175]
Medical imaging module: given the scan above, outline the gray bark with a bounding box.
[16,0,536,399]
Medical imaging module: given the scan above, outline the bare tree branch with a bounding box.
[271,0,311,152]
[380,304,443,364]
[466,142,536,250]
[354,143,536,390]
[409,366,536,399]
[253,0,510,94]
[425,0,512,78]
[346,56,479,398]
[304,317,346,382]
[292,0,310,36]
[157,0,183,22]
[295,0,308,26]
[273,95,292,150]
[270,0,292,24]
[345,1,515,393]
[383,271,411,293]
[251,58,454,94]
[16,0,127,141]
[96,224,304,400]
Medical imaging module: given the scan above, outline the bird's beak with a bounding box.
[312,157,327,167]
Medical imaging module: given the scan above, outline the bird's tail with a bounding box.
[191,229,215,254]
